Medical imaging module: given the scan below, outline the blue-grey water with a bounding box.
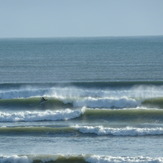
[0,36,163,163]
[0,36,163,83]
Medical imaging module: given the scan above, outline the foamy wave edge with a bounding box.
[87,155,163,163]
[74,97,139,108]
[0,155,163,163]
[75,125,163,136]
[0,109,85,122]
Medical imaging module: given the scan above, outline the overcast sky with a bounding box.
[0,0,163,38]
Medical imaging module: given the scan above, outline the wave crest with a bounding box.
[0,155,163,163]
[74,97,139,108]
[75,125,163,136]
[0,109,83,122]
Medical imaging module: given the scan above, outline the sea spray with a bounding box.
[74,97,139,108]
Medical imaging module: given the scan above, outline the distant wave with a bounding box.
[1,125,163,137]
[69,81,163,89]
[0,154,163,163]
[0,81,163,88]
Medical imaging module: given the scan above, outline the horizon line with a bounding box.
[0,34,163,39]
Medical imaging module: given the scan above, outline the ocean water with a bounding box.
[0,36,163,163]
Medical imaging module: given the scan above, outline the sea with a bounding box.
[0,36,163,163]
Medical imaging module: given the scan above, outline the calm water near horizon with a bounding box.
[0,36,163,83]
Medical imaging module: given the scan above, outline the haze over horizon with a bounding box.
[0,0,163,38]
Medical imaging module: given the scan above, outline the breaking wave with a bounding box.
[0,154,163,163]
[1,82,163,110]
[1,125,163,137]
[1,96,163,110]
[0,108,163,122]
[74,97,139,108]
[0,97,140,110]
[0,109,83,122]
[75,125,163,136]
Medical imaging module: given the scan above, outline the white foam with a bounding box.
[0,87,48,99]
[86,155,163,163]
[0,155,163,163]
[1,84,163,100]
[0,155,57,163]
[74,125,163,136]
[74,97,139,108]
[0,155,30,163]
[0,109,83,122]
[1,155,163,163]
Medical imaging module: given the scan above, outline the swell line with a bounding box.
[82,109,163,122]
[1,126,163,137]
[0,108,163,122]
[0,81,163,88]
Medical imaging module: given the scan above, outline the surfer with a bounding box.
[39,97,48,110]
[40,97,48,103]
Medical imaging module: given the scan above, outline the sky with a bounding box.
[0,0,163,38]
